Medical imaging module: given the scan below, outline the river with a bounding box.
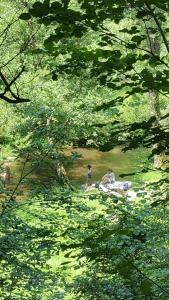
[1,147,148,201]
[65,147,148,186]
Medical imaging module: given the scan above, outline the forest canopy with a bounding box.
[0,1,169,299]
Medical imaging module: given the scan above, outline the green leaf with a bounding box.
[131,35,145,44]
[140,280,152,295]
[19,13,31,20]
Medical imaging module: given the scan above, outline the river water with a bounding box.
[1,147,148,201]
[65,147,147,186]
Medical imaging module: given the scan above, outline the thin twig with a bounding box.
[100,25,169,69]
[144,1,169,53]
[0,25,41,69]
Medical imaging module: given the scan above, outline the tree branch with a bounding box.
[1,66,25,94]
[100,25,169,69]
[143,20,153,53]
[0,25,41,69]
[144,1,169,53]
[114,34,169,69]
[0,66,30,104]
[0,93,30,104]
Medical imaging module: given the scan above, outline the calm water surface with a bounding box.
[1,147,147,200]
[66,147,147,186]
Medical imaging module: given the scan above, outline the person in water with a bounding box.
[86,165,92,186]
[101,169,115,185]
[0,166,10,185]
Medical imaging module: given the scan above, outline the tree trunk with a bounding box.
[146,28,166,169]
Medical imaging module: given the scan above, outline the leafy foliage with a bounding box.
[0,1,169,299]
[1,188,169,299]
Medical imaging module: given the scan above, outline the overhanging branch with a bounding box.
[145,1,169,53]
[3,66,25,93]
[0,66,31,104]
[0,93,30,104]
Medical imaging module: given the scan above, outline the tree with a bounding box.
[1,2,169,299]
[0,0,41,104]
[19,1,169,165]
